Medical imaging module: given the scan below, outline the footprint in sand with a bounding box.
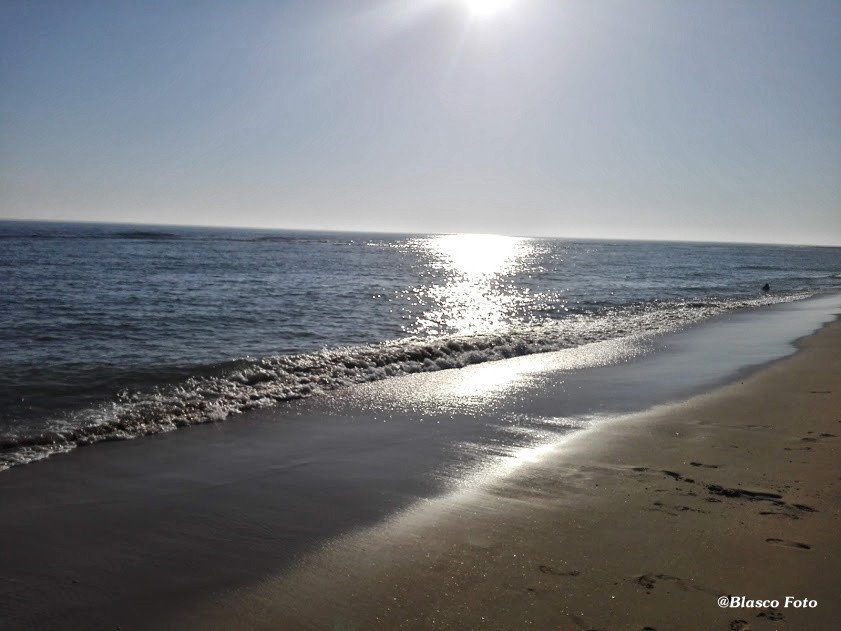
[756,608,784,621]
[729,620,751,631]
[633,573,721,595]
[689,462,719,469]
[758,510,800,520]
[538,564,580,577]
[801,433,835,442]
[706,485,783,502]
[635,573,730,604]
[765,538,811,550]
[758,502,816,520]
[649,501,708,516]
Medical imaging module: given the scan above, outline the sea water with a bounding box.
[1,220,839,469]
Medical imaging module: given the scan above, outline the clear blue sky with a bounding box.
[2,0,839,244]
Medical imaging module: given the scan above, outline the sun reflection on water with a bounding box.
[429,233,528,277]
[409,233,537,337]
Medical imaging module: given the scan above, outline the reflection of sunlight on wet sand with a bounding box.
[443,359,531,400]
[462,440,564,486]
[353,336,647,412]
[181,410,600,628]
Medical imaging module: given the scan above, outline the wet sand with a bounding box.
[173,318,841,630]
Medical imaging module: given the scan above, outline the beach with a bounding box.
[174,312,841,630]
[1,295,839,630]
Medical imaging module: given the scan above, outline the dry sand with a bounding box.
[174,318,841,630]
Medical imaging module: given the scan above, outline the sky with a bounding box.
[1,0,840,245]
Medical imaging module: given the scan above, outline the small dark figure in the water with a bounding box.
[762,283,770,292]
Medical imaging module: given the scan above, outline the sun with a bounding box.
[463,0,514,18]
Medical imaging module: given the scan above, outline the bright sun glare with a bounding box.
[463,0,514,18]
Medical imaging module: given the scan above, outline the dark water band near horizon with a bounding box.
[1,220,840,471]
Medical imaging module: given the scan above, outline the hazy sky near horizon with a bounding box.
[1,0,840,245]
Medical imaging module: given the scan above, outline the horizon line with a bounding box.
[1,216,839,249]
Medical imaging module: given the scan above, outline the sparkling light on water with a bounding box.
[411,233,537,336]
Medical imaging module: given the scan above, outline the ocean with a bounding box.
[1,220,839,471]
